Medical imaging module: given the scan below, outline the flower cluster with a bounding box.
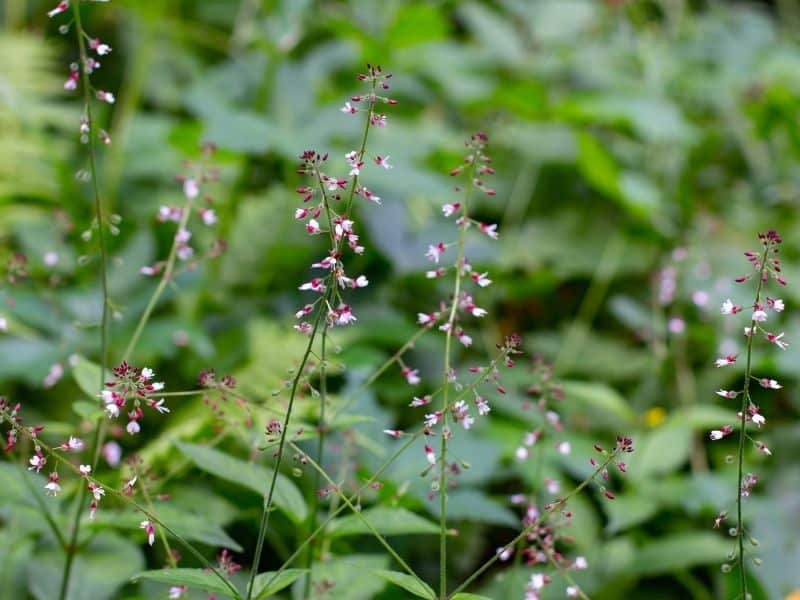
[710,230,787,586]
[514,356,568,461]
[100,362,168,434]
[48,0,115,143]
[141,148,224,276]
[293,66,395,333]
[710,230,786,457]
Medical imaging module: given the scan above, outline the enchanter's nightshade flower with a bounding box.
[96,90,115,104]
[715,389,739,399]
[424,444,436,465]
[709,425,734,440]
[374,155,392,169]
[766,297,784,312]
[60,436,84,452]
[383,429,402,438]
[721,299,742,315]
[402,367,420,385]
[29,448,46,472]
[426,243,446,263]
[715,355,737,368]
[47,2,69,18]
[340,101,357,114]
[140,520,155,546]
[759,378,781,389]
[752,309,768,322]
[765,331,788,350]
[442,203,461,217]
[44,472,61,496]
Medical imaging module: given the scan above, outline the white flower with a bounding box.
[79,464,92,475]
[183,178,199,199]
[556,441,571,455]
[768,297,785,312]
[752,310,768,322]
[126,421,141,435]
[574,556,588,569]
[759,378,782,390]
[715,389,739,399]
[140,367,154,380]
[515,446,529,460]
[709,430,724,441]
[721,299,741,315]
[751,413,766,427]
[0,317,7,332]
[140,520,155,546]
[29,454,46,472]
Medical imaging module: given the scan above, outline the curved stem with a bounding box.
[60,4,111,597]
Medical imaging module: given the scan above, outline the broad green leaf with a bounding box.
[604,493,659,534]
[92,504,243,552]
[251,569,306,599]
[132,568,237,598]
[72,400,105,421]
[560,380,636,427]
[388,4,448,48]
[32,531,144,600]
[175,441,307,522]
[425,488,518,528]
[327,507,438,538]
[372,570,435,599]
[72,355,102,398]
[295,555,388,600]
[451,594,494,600]
[628,421,692,480]
[632,532,731,576]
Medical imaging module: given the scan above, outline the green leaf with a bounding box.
[632,532,731,576]
[372,569,435,599]
[92,504,243,552]
[560,380,637,427]
[451,594,494,600]
[33,531,144,600]
[72,400,105,421]
[298,555,389,600]
[132,568,237,598]
[174,441,307,522]
[251,569,306,599]
[629,421,693,480]
[72,355,102,398]
[388,4,448,48]
[327,507,438,538]
[604,493,660,534]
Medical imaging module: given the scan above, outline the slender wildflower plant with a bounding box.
[711,230,786,598]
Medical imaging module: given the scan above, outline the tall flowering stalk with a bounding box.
[711,230,786,597]
[245,65,394,600]
[48,1,116,596]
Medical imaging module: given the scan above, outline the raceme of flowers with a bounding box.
[293,65,395,334]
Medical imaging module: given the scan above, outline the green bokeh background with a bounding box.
[1,1,799,598]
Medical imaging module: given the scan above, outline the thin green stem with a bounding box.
[60,4,111,597]
[735,244,769,598]
[302,324,329,598]
[246,80,376,600]
[288,442,427,588]
[136,464,178,569]
[438,161,476,599]
[244,304,326,600]
[17,463,68,549]
[122,191,195,363]
[449,453,617,598]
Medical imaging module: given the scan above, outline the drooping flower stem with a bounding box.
[438,161,477,599]
[59,4,111,598]
[735,244,769,597]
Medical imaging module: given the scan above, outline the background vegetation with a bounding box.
[1,0,799,598]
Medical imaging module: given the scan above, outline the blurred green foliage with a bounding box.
[2,0,800,598]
